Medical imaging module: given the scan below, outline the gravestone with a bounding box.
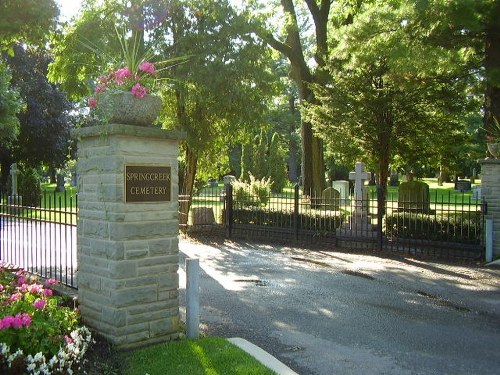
[332,180,349,203]
[73,124,184,350]
[337,162,375,238]
[454,180,471,192]
[8,163,22,208]
[223,175,236,185]
[398,180,430,213]
[191,207,216,225]
[320,187,340,210]
[55,173,65,192]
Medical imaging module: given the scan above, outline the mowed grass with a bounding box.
[123,337,277,375]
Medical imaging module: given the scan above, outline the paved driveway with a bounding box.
[179,238,500,375]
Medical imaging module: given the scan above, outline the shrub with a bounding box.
[18,168,42,207]
[386,212,482,244]
[232,174,272,207]
[0,265,92,374]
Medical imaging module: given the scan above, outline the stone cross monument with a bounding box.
[10,163,18,196]
[349,162,371,216]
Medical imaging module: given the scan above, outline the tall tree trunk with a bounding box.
[179,145,197,226]
[484,1,500,131]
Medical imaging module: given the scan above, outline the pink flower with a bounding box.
[115,67,131,85]
[17,276,27,285]
[18,283,29,293]
[131,83,148,98]
[0,313,31,330]
[34,299,47,310]
[44,279,59,287]
[88,97,97,108]
[28,284,42,294]
[7,293,21,303]
[64,335,74,344]
[139,61,155,74]
[0,284,3,292]
[95,83,107,93]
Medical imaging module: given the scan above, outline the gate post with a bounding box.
[479,158,500,260]
[73,124,184,349]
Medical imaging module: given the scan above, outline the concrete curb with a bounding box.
[228,337,299,375]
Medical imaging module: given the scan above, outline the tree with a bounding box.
[305,0,476,207]
[4,45,72,176]
[248,0,332,195]
[49,0,278,224]
[0,61,21,146]
[268,132,288,192]
[0,0,58,50]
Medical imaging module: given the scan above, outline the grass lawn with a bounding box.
[80,336,278,375]
[123,337,277,375]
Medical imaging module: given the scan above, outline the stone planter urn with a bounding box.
[101,92,162,126]
[487,142,500,158]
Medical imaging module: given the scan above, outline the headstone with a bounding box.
[349,162,371,216]
[56,174,65,192]
[337,162,375,238]
[472,186,481,200]
[10,163,19,196]
[8,163,22,209]
[191,207,216,225]
[398,180,430,213]
[389,170,399,186]
[454,180,471,192]
[320,187,340,210]
[208,178,218,188]
[223,175,236,185]
[332,180,349,203]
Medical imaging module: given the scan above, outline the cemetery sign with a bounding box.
[125,165,171,203]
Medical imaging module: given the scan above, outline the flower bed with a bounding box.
[0,265,92,374]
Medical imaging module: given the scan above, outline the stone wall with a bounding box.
[480,158,500,259]
[74,124,183,349]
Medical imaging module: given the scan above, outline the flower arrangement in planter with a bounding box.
[0,265,92,374]
[86,29,163,126]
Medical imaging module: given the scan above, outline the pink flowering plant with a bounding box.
[0,264,92,374]
[88,61,157,109]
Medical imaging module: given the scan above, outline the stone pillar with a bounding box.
[480,158,500,259]
[73,124,184,349]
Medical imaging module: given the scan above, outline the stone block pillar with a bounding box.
[73,124,184,349]
[480,158,500,259]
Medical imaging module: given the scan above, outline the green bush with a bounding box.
[386,212,481,244]
[18,168,42,207]
[232,174,272,207]
[233,208,343,232]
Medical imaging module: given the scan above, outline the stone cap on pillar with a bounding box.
[71,124,186,141]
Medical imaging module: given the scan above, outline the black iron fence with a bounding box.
[184,184,486,260]
[0,190,77,287]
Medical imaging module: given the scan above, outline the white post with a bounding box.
[186,258,200,339]
[485,219,493,263]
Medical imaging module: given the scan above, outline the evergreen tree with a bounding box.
[253,130,268,180]
[267,132,288,193]
[240,142,254,181]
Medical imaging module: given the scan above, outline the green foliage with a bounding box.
[267,132,288,193]
[233,208,343,233]
[232,174,272,207]
[386,212,482,244]
[0,267,92,373]
[17,167,42,207]
[253,131,268,180]
[0,0,58,48]
[240,143,253,181]
[0,61,21,145]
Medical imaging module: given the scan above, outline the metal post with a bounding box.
[225,183,233,238]
[186,258,200,339]
[294,183,299,240]
[485,219,493,263]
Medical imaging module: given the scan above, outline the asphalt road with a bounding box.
[178,237,500,375]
